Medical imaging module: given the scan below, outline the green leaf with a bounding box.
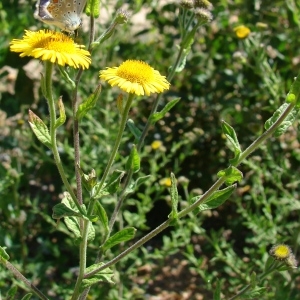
[250,272,257,289]
[105,170,125,195]
[221,120,241,164]
[286,75,300,107]
[7,286,18,298]
[101,227,136,253]
[54,96,66,128]
[76,84,101,121]
[190,185,236,214]
[213,279,221,300]
[52,203,82,219]
[77,166,97,192]
[57,65,76,89]
[80,262,114,292]
[87,222,95,243]
[0,246,10,261]
[264,103,299,137]
[127,119,142,141]
[150,98,180,124]
[125,145,140,173]
[95,202,109,236]
[168,173,178,221]
[217,166,243,185]
[264,256,275,272]
[64,216,81,239]
[28,110,52,148]
[123,175,151,197]
[85,0,100,18]
[242,286,267,299]
[21,294,33,300]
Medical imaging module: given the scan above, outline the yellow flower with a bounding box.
[99,60,170,96]
[159,177,172,188]
[234,25,251,39]
[10,30,91,69]
[269,244,291,260]
[151,140,163,150]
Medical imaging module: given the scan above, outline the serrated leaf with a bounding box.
[127,119,142,141]
[101,227,136,252]
[217,166,243,185]
[21,294,33,300]
[168,173,178,220]
[28,110,52,148]
[54,96,66,128]
[150,98,180,124]
[190,185,236,214]
[80,263,114,292]
[95,202,109,236]
[86,262,112,274]
[221,120,241,158]
[64,216,81,239]
[213,279,221,300]
[125,145,140,173]
[52,203,82,219]
[76,84,101,121]
[264,103,299,137]
[0,246,10,261]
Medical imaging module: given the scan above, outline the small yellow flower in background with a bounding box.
[151,140,163,150]
[99,60,170,96]
[269,244,291,260]
[10,30,91,69]
[159,177,172,188]
[234,25,251,39]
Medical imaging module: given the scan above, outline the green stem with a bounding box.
[95,93,135,198]
[71,15,97,300]
[3,260,48,300]
[71,217,90,300]
[235,102,295,166]
[44,61,85,215]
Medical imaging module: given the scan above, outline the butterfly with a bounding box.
[34,0,87,33]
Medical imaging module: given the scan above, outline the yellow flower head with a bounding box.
[269,244,291,260]
[99,60,170,96]
[159,177,172,188]
[151,140,163,150]
[234,25,251,39]
[10,30,91,69]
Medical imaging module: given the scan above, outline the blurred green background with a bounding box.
[1,0,300,299]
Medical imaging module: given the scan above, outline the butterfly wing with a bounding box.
[76,0,87,14]
[34,0,86,32]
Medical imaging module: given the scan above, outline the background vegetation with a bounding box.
[1,0,300,299]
